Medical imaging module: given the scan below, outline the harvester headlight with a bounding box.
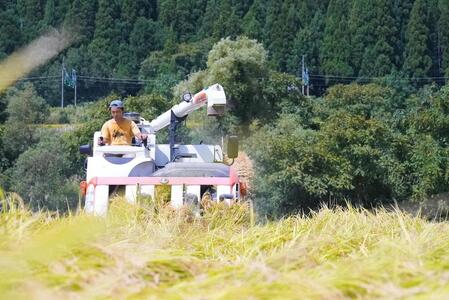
[182,92,192,102]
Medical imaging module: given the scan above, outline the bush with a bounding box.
[10,133,79,211]
[248,83,449,217]
[5,83,49,124]
[248,114,352,217]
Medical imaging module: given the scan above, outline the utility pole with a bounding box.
[301,55,305,96]
[73,69,77,107]
[307,78,310,96]
[306,66,310,97]
[300,55,311,97]
[61,58,64,108]
[74,70,77,124]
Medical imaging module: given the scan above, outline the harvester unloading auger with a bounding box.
[79,84,245,215]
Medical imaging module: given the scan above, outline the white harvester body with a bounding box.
[80,84,243,216]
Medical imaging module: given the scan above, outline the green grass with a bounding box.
[1,194,449,299]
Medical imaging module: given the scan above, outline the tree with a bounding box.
[1,83,49,163]
[348,0,371,75]
[248,113,353,217]
[5,83,49,124]
[0,0,15,11]
[198,0,220,39]
[324,83,394,121]
[404,84,449,145]
[121,0,157,23]
[0,8,22,55]
[139,49,181,97]
[124,93,170,121]
[129,17,164,73]
[42,0,71,29]
[282,0,304,72]
[159,0,176,29]
[349,0,396,77]
[242,0,268,42]
[320,0,354,78]
[10,134,78,211]
[392,0,414,67]
[289,9,325,79]
[438,0,449,77]
[263,1,282,67]
[232,0,253,18]
[426,0,441,80]
[212,0,241,39]
[87,0,121,76]
[175,37,269,123]
[320,112,397,205]
[0,90,8,124]
[247,82,449,217]
[404,133,444,200]
[403,0,432,79]
[139,39,212,98]
[261,72,312,123]
[64,0,97,45]
[16,0,44,41]
[63,45,94,102]
[116,43,135,77]
[159,0,206,42]
[42,0,57,28]
[0,126,9,172]
[285,1,326,74]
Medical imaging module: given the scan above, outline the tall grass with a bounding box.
[1,193,449,299]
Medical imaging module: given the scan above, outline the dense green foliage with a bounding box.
[1,83,49,165]
[0,0,448,103]
[248,83,449,217]
[10,134,79,210]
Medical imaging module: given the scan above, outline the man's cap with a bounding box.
[109,99,124,108]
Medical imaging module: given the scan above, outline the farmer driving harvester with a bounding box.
[80,84,244,216]
[98,99,147,146]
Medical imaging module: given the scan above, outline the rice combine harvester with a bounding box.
[79,84,244,215]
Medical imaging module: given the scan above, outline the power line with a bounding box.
[5,72,449,86]
[79,78,145,85]
[19,75,60,80]
[0,75,59,82]
[309,74,449,81]
[78,75,158,83]
[79,75,142,82]
[0,75,159,84]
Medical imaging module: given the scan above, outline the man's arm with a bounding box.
[131,121,147,141]
[100,122,111,145]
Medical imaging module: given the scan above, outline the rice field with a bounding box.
[1,194,449,299]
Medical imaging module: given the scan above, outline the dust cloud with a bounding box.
[0,28,73,93]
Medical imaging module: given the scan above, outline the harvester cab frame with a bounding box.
[79,84,243,216]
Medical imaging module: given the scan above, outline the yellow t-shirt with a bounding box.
[101,118,140,145]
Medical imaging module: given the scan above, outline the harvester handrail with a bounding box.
[95,145,144,154]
